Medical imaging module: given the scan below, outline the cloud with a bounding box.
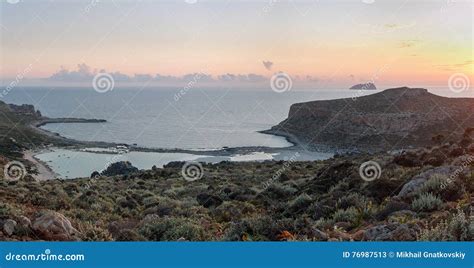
[262,60,273,71]
[434,60,474,71]
[217,73,266,83]
[48,64,270,85]
[398,39,421,48]
[46,64,328,88]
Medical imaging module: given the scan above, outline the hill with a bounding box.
[265,87,474,152]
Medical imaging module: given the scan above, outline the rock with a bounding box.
[311,228,328,241]
[90,171,100,178]
[101,161,138,176]
[334,222,352,231]
[3,219,17,236]
[397,166,461,199]
[363,223,418,241]
[16,216,31,228]
[32,211,79,241]
[196,193,223,208]
[352,229,365,241]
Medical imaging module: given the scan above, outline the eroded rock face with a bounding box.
[267,87,474,151]
[32,211,80,241]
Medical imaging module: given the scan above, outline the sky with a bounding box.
[0,0,472,89]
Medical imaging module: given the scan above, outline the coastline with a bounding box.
[26,120,331,180]
[23,149,59,181]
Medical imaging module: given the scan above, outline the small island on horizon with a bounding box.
[350,82,377,90]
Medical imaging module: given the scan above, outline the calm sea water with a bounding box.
[5,86,458,178]
[4,87,377,149]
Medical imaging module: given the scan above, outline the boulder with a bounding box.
[397,166,461,199]
[32,211,79,241]
[363,223,418,241]
[16,216,31,228]
[3,219,17,236]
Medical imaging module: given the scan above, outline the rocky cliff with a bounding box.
[266,87,474,152]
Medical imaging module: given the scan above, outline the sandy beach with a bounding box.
[23,149,58,181]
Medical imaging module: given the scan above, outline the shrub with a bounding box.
[418,209,472,241]
[284,193,312,216]
[139,217,206,241]
[411,193,442,212]
[78,222,113,241]
[336,193,369,210]
[332,207,359,225]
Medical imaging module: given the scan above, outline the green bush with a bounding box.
[332,207,359,225]
[139,217,206,241]
[411,193,442,212]
[418,209,472,241]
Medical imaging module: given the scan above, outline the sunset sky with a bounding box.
[0,0,472,89]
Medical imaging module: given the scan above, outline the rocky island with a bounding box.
[350,82,377,90]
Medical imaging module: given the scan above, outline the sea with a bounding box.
[2,86,460,178]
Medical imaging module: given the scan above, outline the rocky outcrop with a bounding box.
[397,166,461,199]
[32,211,80,241]
[266,87,474,152]
[8,104,41,118]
